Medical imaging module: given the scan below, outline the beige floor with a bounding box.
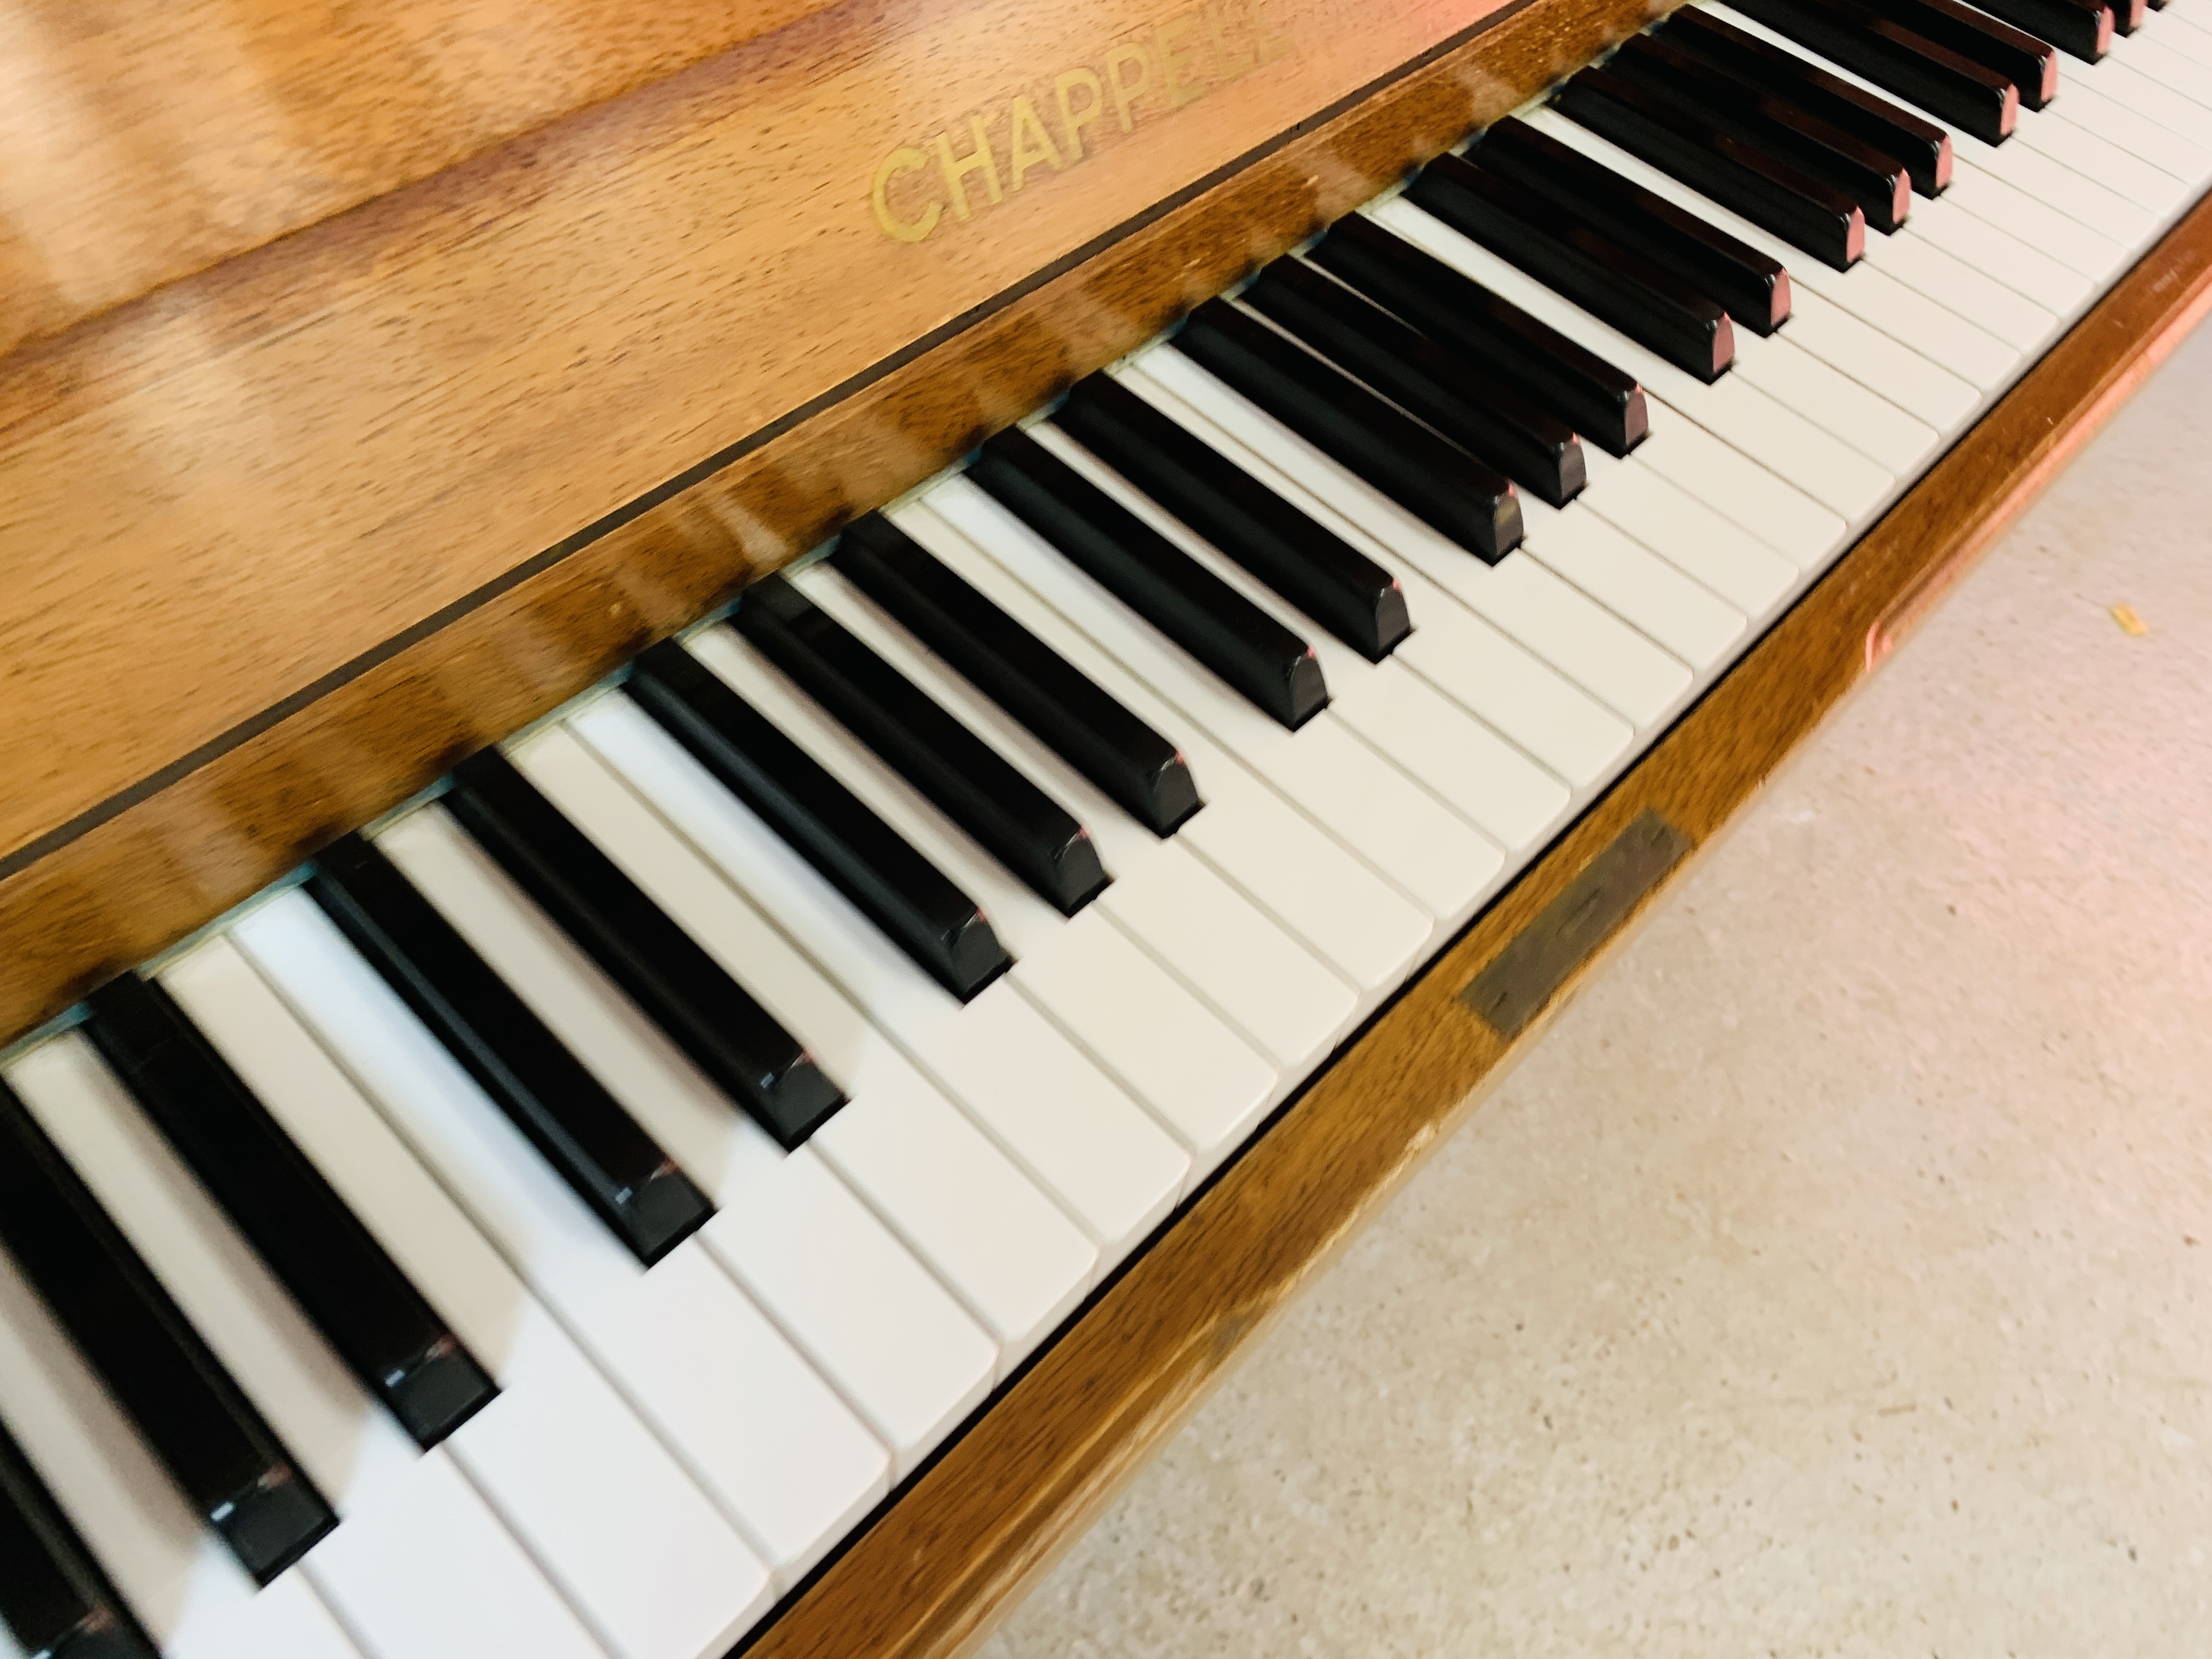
[974,319,2212,1657]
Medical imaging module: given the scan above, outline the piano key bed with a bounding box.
[7,1,2212,1652]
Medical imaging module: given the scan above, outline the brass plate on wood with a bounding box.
[1460,809,1690,1039]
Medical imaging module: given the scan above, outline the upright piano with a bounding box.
[2,0,2209,1653]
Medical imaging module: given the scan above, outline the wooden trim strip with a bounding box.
[0,0,1663,1045]
[731,191,2212,1659]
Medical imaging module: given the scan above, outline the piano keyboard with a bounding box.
[5,0,2209,1650]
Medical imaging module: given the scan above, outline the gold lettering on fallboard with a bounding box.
[1007,95,1065,191]
[868,1,1301,242]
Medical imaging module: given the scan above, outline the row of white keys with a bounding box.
[884,498,1442,992]
[555,693,1205,1236]
[652,627,1294,1169]
[212,883,891,1587]
[917,470,1500,932]
[0,1231,365,1659]
[996,431,1572,858]
[1111,351,1678,763]
[1520,99,2033,397]
[172,927,781,1659]
[353,800,1026,1454]
[782,562,1365,1083]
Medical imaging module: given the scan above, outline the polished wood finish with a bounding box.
[0,0,836,356]
[0,0,1663,1042]
[736,193,2212,1659]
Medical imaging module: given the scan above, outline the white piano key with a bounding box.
[226,899,801,1656]
[1729,333,1940,473]
[1570,449,1798,615]
[2052,70,2212,179]
[3,1032,423,1520]
[304,1451,605,1659]
[1520,506,1748,667]
[204,907,878,1593]
[1899,198,2095,316]
[1858,227,2060,350]
[1370,196,1898,523]
[222,1570,373,1659]
[922,470,1502,920]
[566,678,1269,1186]
[1628,403,1848,572]
[1780,288,1981,432]
[792,561,1367,1071]
[1937,167,2126,281]
[1521,106,2023,393]
[527,711,1189,1252]
[2026,91,2203,209]
[0,1242,292,1659]
[1122,348,1694,725]
[380,802,1081,1376]
[887,500,1439,984]
[2095,53,2212,148]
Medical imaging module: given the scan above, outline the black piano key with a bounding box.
[0,1077,336,1586]
[2113,0,2146,36]
[1853,0,2059,104]
[1409,151,1737,377]
[1553,65,1868,269]
[627,637,1015,998]
[732,576,1110,915]
[1472,115,1792,335]
[968,425,1331,729]
[1169,298,1523,557]
[829,515,1203,838]
[80,974,499,1450]
[1967,0,2112,58]
[1725,0,2021,143]
[1054,370,1419,645]
[306,832,715,1263]
[1244,255,1588,504]
[1607,33,1914,233]
[444,746,848,1146]
[1658,8,1954,195]
[1306,212,1650,455]
[0,1417,158,1659]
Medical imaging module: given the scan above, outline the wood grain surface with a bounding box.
[729,192,2212,1659]
[0,0,1662,1043]
[0,0,842,358]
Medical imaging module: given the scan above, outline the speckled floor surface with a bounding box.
[972,320,2212,1658]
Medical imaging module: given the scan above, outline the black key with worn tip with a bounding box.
[444,746,848,1145]
[1726,0,2020,142]
[732,576,1109,915]
[1056,371,1416,647]
[1966,0,2112,58]
[1608,33,1914,233]
[829,515,1203,838]
[1854,0,2058,104]
[1307,211,1650,455]
[627,638,1014,997]
[81,973,499,1449]
[0,1077,336,1586]
[1409,151,1737,377]
[0,1416,158,1659]
[1658,9,1954,195]
[306,832,713,1263]
[1472,116,1792,334]
[1244,256,1587,504]
[1554,65,1868,269]
[1170,298,1523,557]
[968,425,1330,729]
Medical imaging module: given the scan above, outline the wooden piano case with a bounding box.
[3,0,2210,1652]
